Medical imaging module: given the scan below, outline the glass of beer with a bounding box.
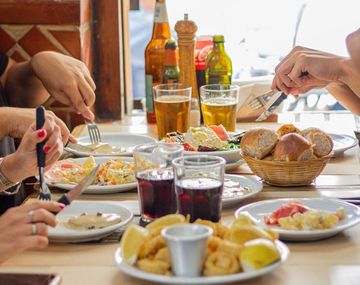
[172,155,226,222]
[153,83,192,139]
[134,142,184,224]
[200,84,239,131]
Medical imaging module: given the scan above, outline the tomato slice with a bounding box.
[61,163,75,169]
[264,201,309,225]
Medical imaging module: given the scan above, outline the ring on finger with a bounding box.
[31,224,37,235]
[28,210,35,223]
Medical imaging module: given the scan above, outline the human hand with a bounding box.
[4,107,76,144]
[31,51,96,121]
[0,200,64,263]
[2,120,63,182]
[272,46,347,95]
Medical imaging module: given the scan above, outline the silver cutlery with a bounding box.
[56,165,100,207]
[36,106,52,201]
[85,120,102,144]
[255,91,287,122]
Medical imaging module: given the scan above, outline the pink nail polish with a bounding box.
[44,146,51,153]
[58,203,65,209]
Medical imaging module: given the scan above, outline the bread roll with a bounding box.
[302,127,333,157]
[240,128,278,159]
[277,124,302,137]
[273,133,313,161]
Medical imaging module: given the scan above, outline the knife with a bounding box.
[256,72,310,122]
[57,165,100,206]
[36,106,49,199]
[255,90,287,122]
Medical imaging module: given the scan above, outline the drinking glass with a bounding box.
[133,142,183,223]
[172,155,226,222]
[200,84,240,131]
[153,83,192,139]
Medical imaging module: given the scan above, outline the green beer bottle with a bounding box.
[162,40,180,84]
[205,35,232,84]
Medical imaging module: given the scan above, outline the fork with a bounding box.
[85,120,102,144]
[36,106,52,201]
[248,72,309,111]
[247,88,281,111]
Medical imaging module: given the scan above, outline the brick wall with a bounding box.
[0,0,92,130]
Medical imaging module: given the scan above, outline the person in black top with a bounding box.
[0,51,96,213]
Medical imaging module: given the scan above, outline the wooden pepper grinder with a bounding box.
[175,14,198,99]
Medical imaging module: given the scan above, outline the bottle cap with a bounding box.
[213,35,224,43]
[165,40,178,50]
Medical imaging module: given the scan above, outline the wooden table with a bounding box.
[2,116,360,285]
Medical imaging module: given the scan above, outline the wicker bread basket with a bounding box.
[241,151,333,186]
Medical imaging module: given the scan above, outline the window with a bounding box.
[128,0,360,112]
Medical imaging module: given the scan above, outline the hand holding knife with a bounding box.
[256,72,309,121]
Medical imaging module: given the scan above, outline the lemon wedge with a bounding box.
[240,238,281,271]
[229,225,273,245]
[120,225,149,265]
[82,156,96,168]
[232,213,257,228]
[145,214,186,231]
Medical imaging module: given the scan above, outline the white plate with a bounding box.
[235,198,360,241]
[184,149,241,164]
[222,175,262,208]
[114,240,289,284]
[46,157,137,194]
[65,133,156,157]
[330,133,358,157]
[49,201,133,242]
[225,159,244,172]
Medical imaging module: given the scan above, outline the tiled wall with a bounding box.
[0,0,92,130]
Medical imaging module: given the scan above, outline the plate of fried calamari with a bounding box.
[115,214,289,284]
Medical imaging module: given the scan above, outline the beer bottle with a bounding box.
[162,40,179,84]
[145,0,171,124]
[205,35,232,85]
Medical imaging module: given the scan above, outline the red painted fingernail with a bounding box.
[37,129,46,138]
[43,146,51,153]
[58,203,65,209]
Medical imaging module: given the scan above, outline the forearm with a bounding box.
[0,154,27,192]
[0,107,12,139]
[338,59,360,101]
[4,59,49,107]
[326,81,360,115]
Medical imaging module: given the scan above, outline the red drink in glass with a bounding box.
[137,169,176,221]
[176,177,223,222]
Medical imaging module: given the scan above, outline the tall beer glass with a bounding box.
[200,84,239,131]
[154,83,192,139]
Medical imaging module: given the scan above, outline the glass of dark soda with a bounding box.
[133,143,183,223]
[172,155,225,222]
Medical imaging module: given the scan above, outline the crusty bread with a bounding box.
[273,133,313,161]
[277,124,302,137]
[240,128,278,159]
[302,127,333,157]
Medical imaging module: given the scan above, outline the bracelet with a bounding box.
[0,157,21,195]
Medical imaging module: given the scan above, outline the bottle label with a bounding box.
[145,75,154,113]
[154,2,169,23]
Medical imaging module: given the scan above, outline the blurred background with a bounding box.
[129,0,360,113]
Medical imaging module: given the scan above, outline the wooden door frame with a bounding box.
[91,0,132,120]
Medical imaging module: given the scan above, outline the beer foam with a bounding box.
[202,97,237,106]
[155,95,190,103]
